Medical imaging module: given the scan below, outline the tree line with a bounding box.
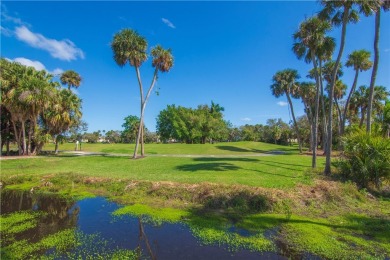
[271,0,390,173]
[0,58,83,155]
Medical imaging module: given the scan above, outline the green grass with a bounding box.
[3,141,389,259]
[1,154,319,188]
[40,141,299,155]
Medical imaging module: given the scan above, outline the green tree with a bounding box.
[111,29,173,158]
[364,0,390,133]
[60,70,82,91]
[342,50,373,134]
[293,16,334,168]
[121,115,141,143]
[270,69,303,153]
[319,0,361,175]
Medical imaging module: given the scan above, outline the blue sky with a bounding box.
[2,1,389,133]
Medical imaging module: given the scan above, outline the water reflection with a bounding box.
[1,192,286,259]
[1,190,78,244]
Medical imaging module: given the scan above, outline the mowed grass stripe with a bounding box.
[1,154,322,188]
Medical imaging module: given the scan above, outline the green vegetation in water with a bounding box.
[113,204,275,252]
[0,211,44,245]
[279,214,390,259]
[113,203,189,224]
[1,228,137,260]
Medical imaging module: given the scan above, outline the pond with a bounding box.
[1,190,287,259]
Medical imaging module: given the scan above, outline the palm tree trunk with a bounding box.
[21,121,27,155]
[341,70,359,135]
[311,52,321,168]
[27,120,34,155]
[133,68,158,159]
[133,67,144,159]
[12,120,22,155]
[54,136,59,154]
[319,59,327,154]
[286,93,302,153]
[334,98,343,136]
[366,9,380,134]
[325,6,350,175]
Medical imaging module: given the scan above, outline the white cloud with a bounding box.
[0,26,13,36]
[240,117,252,122]
[162,18,176,29]
[15,26,85,61]
[9,57,63,75]
[50,68,64,75]
[1,4,30,27]
[277,101,288,107]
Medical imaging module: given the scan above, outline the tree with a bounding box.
[270,69,303,153]
[365,0,390,133]
[342,50,372,134]
[350,85,389,128]
[111,29,173,158]
[121,115,141,143]
[156,103,228,144]
[105,130,122,143]
[332,80,347,135]
[60,70,82,91]
[1,58,84,156]
[319,0,361,175]
[297,82,316,150]
[293,16,334,168]
[43,89,82,153]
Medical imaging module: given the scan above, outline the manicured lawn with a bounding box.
[42,141,300,155]
[1,154,320,188]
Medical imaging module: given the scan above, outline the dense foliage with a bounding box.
[156,102,229,144]
[337,130,390,189]
[0,58,82,155]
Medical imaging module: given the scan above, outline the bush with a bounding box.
[337,130,390,189]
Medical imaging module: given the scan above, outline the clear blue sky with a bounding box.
[2,1,389,132]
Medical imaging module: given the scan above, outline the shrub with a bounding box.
[337,130,390,189]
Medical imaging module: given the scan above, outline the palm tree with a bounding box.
[365,0,390,133]
[60,70,82,91]
[44,89,82,154]
[270,69,303,153]
[297,82,316,150]
[293,16,334,168]
[342,50,372,134]
[319,0,361,175]
[111,29,173,158]
[330,79,347,135]
[350,85,389,128]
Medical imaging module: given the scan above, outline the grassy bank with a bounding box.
[1,142,389,259]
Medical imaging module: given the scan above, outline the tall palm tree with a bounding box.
[60,70,82,91]
[342,50,372,134]
[111,29,173,158]
[270,69,303,153]
[297,82,316,150]
[293,16,334,168]
[365,0,390,133]
[319,0,360,175]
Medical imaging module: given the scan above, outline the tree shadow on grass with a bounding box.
[257,159,311,169]
[216,145,298,155]
[193,157,260,162]
[176,163,241,172]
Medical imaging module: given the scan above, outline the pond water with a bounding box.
[1,191,287,259]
